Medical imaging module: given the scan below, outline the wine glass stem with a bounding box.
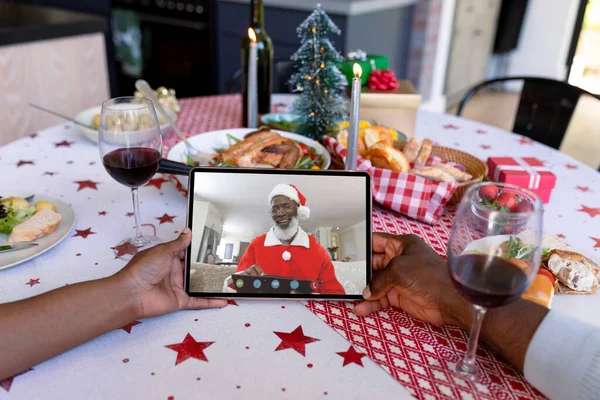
[458,305,487,377]
[131,188,143,242]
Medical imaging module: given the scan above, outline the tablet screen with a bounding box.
[186,169,371,300]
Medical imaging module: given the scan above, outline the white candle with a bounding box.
[345,63,362,170]
[247,27,258,129]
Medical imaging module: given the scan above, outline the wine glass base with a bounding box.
[112,236,162,260]
[454,361,479,382]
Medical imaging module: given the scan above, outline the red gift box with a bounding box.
[487,157,557,203]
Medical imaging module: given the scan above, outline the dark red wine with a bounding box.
[449,254,529,308]
[103,148,161,188]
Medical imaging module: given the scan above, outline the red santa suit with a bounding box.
[235,226,345,295]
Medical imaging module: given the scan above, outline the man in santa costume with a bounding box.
[227,183,345,295]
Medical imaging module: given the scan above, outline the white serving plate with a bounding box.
[74,106,172,144]
[0,195,75,271]
[464,235,600,327]
[166,128,332,190]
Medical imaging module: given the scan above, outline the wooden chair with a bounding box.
[456,76,600,151]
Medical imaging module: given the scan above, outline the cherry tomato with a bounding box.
[310,154,317,160]
[537,268,556,286]
[299,143,310,156]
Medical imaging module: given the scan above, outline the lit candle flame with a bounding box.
[248,27,257,43]
[353,63,362,78]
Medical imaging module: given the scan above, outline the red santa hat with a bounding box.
[268,183,310,219]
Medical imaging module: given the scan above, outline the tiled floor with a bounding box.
[447,90,600,170]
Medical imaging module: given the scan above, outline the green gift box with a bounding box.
[338,54,388,86]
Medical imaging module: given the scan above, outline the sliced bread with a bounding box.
[8,209,62,243]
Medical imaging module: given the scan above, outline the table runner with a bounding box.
[1,94,599,399]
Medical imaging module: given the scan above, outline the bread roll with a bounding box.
[546,249,599,293]
[522,275,554,308]
[410,166,456,182]
[8,209,62,243]
[431,164,472,182]
[364,127,393,148]
[403,137,421,163]
[337,130,367,156]
[415,139,433,166]
[367,142,410,172]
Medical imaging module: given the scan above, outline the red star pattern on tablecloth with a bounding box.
[98,211,107,216]
[111,241,139,258]
[273,325,320,356]
[156,213,176,224]
[556,234,567,239]
[43,172,57,176]
[29,133,38,139]
[591,237,600,248]
[0,369,32,392]
[120,321,142,334]
[75,180,100,191]
[165,333,214,365]
[125,212,134,217]
[55,140,74,147]
[576,186,591,193]
[17,160,34,167]
[227,300,239,306]
[73,228,96,239]
[26,278,40,287]
[146,177,169,190]
[443,124,458,130]
[480,144,491,150]
[336,345,367,367]
[517,137,534,145]
[566,163,578,169]
[476,129,486,134]
[578,205,600,218]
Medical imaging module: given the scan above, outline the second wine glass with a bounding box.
[99,97,163,254]
[447,182,543,381]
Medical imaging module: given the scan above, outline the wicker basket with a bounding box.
[328,141,488,205]
[430,145,488,204]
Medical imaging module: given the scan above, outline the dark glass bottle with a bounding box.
[241,0,273,127]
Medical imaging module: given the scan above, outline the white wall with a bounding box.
[190,201,223,264]
[217,232,254,261]
[338,221,367,262]
[505,0,579,80]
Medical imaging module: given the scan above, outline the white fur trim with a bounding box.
[264,227,310,248]
[297,206,310,220]
[268,184,300,205]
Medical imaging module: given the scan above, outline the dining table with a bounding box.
[1,93,599,400]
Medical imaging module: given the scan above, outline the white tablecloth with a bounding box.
[1,99,599,399]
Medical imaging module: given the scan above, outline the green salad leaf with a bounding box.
[0,206,35,234]
[504,237,534,260]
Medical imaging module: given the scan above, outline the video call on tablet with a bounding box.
[185,168,372,300]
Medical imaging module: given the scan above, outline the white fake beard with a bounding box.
[273,217,299,242]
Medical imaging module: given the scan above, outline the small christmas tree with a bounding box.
[289,5,348,139]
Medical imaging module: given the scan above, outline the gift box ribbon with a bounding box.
[493,157,552,189]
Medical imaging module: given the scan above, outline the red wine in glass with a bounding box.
[449,254,529,308]
[102,148,161,189]
[98,96,163,256]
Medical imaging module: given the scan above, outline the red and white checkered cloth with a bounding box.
[323,136,458,225]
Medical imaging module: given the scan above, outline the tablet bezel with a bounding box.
[184,167,372,301]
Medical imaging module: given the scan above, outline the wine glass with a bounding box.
[99,97,163,255]
[447,182,543,381]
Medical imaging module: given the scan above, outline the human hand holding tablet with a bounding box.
[184,168,372,300]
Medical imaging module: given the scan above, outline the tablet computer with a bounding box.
[184,168,372,300]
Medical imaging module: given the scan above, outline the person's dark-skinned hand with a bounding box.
[115,227,229,318]
[354,233,467,327]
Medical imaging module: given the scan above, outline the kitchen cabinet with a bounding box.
[445,0,501,106]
